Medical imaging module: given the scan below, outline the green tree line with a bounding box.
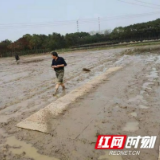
[0,18,160,57]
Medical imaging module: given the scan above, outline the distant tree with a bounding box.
[1,18,160,57]
[104,29,111,36]
[89,31,98,35]
[0,39,12,53]
[46,33,65,50]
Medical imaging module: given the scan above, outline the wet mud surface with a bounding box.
[0,48,160,160]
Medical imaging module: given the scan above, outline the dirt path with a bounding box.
[0,48,160,160]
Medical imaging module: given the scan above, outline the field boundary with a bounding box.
[16,66,123,133]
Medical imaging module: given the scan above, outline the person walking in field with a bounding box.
[15,53,20,64]
[51,52,67,94]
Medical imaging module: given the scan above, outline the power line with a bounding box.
[77,12,160,24]
[1,11,159,27]
[133,0,160,7]
[117,0,160,9]
[0,20,76,26]
[0,23,77,30]
[79,11,160,23]
[0,21,76,27]
[79,12,160,26]
[0,11,160,29]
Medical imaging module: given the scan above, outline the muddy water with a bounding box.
[139,105,149,109]
[5,136,59,160]
[0,49,126,123]
[122,121,139,132]
[129,112,137,117]
[1,49,160,160]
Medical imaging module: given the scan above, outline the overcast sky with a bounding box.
[0,0,160,41]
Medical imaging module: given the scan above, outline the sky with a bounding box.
[0,0,160,41]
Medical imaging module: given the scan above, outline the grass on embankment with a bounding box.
[120,45,160,56]
[56,40,160,54]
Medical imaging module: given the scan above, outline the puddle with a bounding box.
[140,67,158,95]
[147,68,159,80]
[122,121,139,132]
[129,112,137,117]
[99,151,123,160]
[156,56,160,64]
[142,82,153,90]
[140,90,145,95]
[146,56,156,62]
[139,105,149,109]
[128,95,147,104]
[6,136,59,160]
[115,57,124,65]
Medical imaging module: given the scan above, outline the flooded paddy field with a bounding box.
[0,47,160,160]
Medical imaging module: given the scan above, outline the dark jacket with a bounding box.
[51,57,67,71]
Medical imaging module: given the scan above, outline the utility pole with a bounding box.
[158,146,160,160]
[98,17,100,33]
[77,20,79,32]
